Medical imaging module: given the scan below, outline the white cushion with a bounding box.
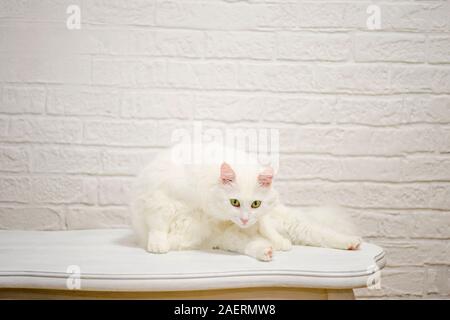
[0,229,385,292]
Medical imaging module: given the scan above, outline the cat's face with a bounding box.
[207,163,278,228]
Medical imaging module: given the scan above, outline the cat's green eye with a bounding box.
[251,200,262,208]
[230,199,240,207]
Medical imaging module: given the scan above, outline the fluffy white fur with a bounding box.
[131,144,361,261]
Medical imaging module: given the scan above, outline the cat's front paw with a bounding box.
[245,240,273,262]
[273,238,292,251]
[256,246,273,262]
[147,241,169,253]
[147,232,170,253]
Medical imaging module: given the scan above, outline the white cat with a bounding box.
[130,143,361,261]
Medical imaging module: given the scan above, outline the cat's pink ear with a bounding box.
[220,162,236,185]
[258,167,274,187]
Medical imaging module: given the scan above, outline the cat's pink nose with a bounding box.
[240,218,249,225]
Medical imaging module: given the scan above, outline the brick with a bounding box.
[205,31,274,60]
[121,91,194,119]
[277,33,350,61]
[5,27,197,58]
[354,34,426,63]
[263,95,448,126]
[99,178,132,205]
[375,240,450,267]
[273,3,430,32]
[356,267,425,297]
[31,147,102,174]
[424,266,450,296]
[156,1,267,29]
[0,22,84,56]
[0,207,63,230]
[82,28,204,57]
[391,67,450,94]
[350,209,450,240]
[84,0,155,25]
[47,87,121,118]
[429,2,450,32]
[30,176,97,205]
[79,28,204,57]
[66,207,129,229]
[0,146,28,172]
[0,0,81,21]
[83,120,178,147]
[272,3,432,32]
[405,96,450,123]
[102,149,158,175]
[409,212,450,239]
[83,29,154,55]
[313,65,390,94]
[278,155,450,182]
[0,177,31,203]
[7,118,82,143]
[154,30,204,58]
[92,58,166,87]
[260,3,366,29]
[167,61,238,90]
[337,96,450,125]
[193,94,265,122]
[258,3,302,28]
[238,63,314,92]
[0,118,7,137]
[0,55,90,84]
[1,23,200,59]
[379,4,429,32]
[0,86,46,114]
[278,182,450,210]
[263,96,338,124]
[428,36,450,64]
[279,126,450,155]
[306,3,361,28]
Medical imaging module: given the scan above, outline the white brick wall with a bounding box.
[0,0,449,299]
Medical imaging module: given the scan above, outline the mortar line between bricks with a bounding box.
[7,20,446,37]
[278,178,450,184]
[0,141,448,159]
[3,116,450,130]
[3,171,450,185]
[311,205,450,214]
[87,54,450,66]
[4,112,450,127]
[4,203,450,214]
[86,53,443,66]
[4,113,450,129]
[340,206,450,213]
[2,81,450,99]
[0,203,128,210]
[2,81,450,97]
[361,237,450,242]
[2,83,449,96]
[8,17,446,33]
[4,171,450,184]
